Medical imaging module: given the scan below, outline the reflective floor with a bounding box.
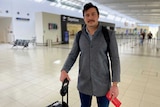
[0,37,160,107]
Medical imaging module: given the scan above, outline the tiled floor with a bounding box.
[0,37,160,107]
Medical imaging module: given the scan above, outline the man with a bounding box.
[60,2,120,107]
[140,31,146,45]
[147,31,152,43]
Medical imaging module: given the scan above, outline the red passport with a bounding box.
[106,91,121,107]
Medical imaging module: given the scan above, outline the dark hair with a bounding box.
[82,3,99,16]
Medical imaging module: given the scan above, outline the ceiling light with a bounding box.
[50,2,56,6]
[78,10,82,13]
[34,0,43,2]
[61,1,81,10]
[143,13,160,15]
[61,5,66,8]
[70,8,75,11]
[121,18,126,22]
[115,16,121,21]
[128,5,145,7]
[146,4,159,7]
[99,10,108,16]
[55,3,61,7]
[61,0,67,2]
[99,15,105,19]
[107,14,115,20]
[66,6,72,10]
[150,9,160,12]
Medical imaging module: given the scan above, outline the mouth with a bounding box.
[88,20,95,23]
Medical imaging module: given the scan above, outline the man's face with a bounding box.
[83,7,99,28]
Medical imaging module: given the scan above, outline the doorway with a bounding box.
[67,23,82,44]
[0,17,13,43]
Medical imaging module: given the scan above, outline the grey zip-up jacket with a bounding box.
[62,25,120,96]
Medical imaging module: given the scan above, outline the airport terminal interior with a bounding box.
[0,36,160,107]
[1,0,160,107]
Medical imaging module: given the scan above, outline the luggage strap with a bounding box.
[60,78,69,105]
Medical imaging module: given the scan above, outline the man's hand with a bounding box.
[60,70,70,82]
[109,83,119,101]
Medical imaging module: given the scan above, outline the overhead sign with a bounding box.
[67,17,79,22]
[61,15,82,23]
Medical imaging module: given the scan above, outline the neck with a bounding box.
[87,24,98,35]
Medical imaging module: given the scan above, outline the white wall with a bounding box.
[35,12,61,44]
[42,12,61,43]
[0,0,36,40]
[35,12,43,44]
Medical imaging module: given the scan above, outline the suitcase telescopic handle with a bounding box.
[60,78,69,96]
[63,78,69,86]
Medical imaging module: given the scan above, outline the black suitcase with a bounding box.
[47,79,69,107]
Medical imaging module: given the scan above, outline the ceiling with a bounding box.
[91,0,160,25]
[2,0,159,25]
[45,0,160,25]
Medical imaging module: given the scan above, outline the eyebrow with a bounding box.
[85,11,97,15]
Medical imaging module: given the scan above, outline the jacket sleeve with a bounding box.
[108,30,121,82]
[61,33,80,73]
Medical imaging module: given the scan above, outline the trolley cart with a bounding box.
[47,79,69,107]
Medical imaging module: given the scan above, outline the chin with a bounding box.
[88,24,98,28]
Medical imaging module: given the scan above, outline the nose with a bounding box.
[88,14,94,20]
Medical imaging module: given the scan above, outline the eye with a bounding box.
[92,13,97,16]
[84,12,97,17]
[84,14,89,17]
